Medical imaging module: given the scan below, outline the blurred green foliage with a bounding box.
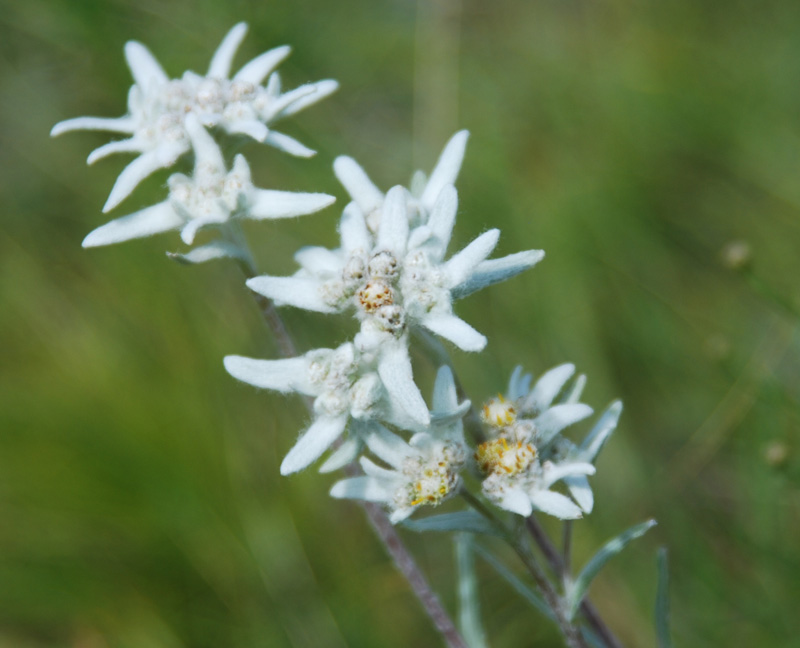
[2,0,800,646]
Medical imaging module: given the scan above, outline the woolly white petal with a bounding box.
[124,41,168,91]
[442,229,500,288]
[425,185,458,257]
[534,403,594,448]
[333,156,384,216]
[248,189,335,220]
[294,246,342,274]
[564,475,594,514]
[179,212,227,245]
[262,85,318,121]
[524,363,576,413]
[281,414,348,475]
[82,201,182,248]
[422,313,487,352]
[389,507,416,524]
[433,366,458,413]
[246,276,336,313]
[207,23,248,79]
[378,345,430,426]
[339,202,372,253]
[264,130,316,157]
[360,456,401,481]
[528,490,583,520]
[223,355,314,395]
[365,426,413,468]
[377,186,409,256]
[234,45,292,84]
[453,249,545,299]
[51,116,135,137]
[276,79,339,118]
[103,141,188,213]
[225,119,269,142]
[420,130,469,210]
[496,487,533,516]
[579,400,622,463]
[330,476,392,502]
[184,114,225,174]
[87,138,144,165]
[319,437,360,473]
[542,462,596,489]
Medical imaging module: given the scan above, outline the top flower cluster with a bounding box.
[54,24,621,525]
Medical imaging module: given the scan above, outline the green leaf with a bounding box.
[473,543,554,621]
[167,240,250,265]
[566,519,657,620]
[655,547,672,648]
[402,511,504,536]
[455,534,488,648]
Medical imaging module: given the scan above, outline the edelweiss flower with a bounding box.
[51,22,338,212]
[224,337,432,476]
[248,183,544,352]
[82,114,335,248]
[330,366,469,522]
[333,130,470,232]
[475,363,610,519]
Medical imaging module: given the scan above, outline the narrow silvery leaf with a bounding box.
[334,156,384,216]
[452,249,545,299]
[87,138,142,165]
[455,533,489,648]
[249,189,335,219]
[103,141,187,212]
[339,202,372,253]
[207,22,248,79]
[262,84,318,120]
[83,201,182,248]
[227,119,269,142]
[656,547,672,648]
[263,130,316,157]
[365,426,413,468]
[223,355,314,394]
[402,511,502,537]
[409,169,427,198]
[498,487,533,516]
[474,543,554,620]
[422,313,487,352]
[566,519,658,620]
[294,246,342,274]
[406,225,432,251]
[377,186,409,256]
[561,374,587,405]
[280,414,349,475]
[318,437,360,473]
[579,400,622,463]
[426,185,458,256]
[234,45,291,84]
[443,229,500,288]
[534,403,594,448]
[265,71,281,96]
[541,462,595,489]
[378,344,430,426]
[564,474,594,514]
[430,400,470,425]
[180,212,227,245]
[420,130,469,209]
[433,365,458,412]
[330,476,392,502]
[528,490,584,519]
[124,41,168,91]
[51,116,135,137]
[167,240,249,265]
[246,276,335,313]
[276,79,339,118]
[523,363,575,414]
[359,456,399,481]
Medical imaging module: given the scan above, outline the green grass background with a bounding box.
[3,0,800,645]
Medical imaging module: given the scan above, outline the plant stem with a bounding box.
[526,516,623,648]
[229,225,468,648]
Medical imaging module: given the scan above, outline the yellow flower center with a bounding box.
[481,395,517,428]
[475,437,536,476]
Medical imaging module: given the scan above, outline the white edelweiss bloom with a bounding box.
[82,115,335,248]
[224,339,431,476]
[330,366,469,523]
[333,130,470,232]
[51,22,338,212]
[248,185,544,352]
[475,363,607,520]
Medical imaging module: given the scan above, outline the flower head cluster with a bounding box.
[52,23,337,213]
[475,364,621,519]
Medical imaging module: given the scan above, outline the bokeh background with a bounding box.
[3,0,800,645]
